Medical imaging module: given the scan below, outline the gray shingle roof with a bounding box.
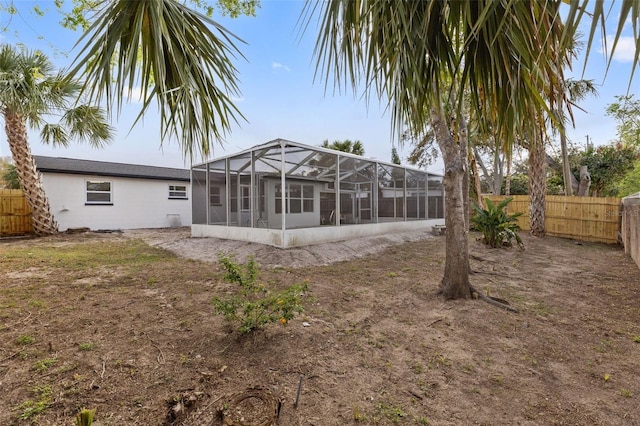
[34,156,190,182]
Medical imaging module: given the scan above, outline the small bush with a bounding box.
[471,197,524,249]
[212,255,310,333]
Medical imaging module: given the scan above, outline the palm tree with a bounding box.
[62,0,638,299]
[306,0,639,300]
[321,139,365,155]
[68,0,245,162]
[558,79,599,196]
[0,45,112,235]
[307,1,570,299]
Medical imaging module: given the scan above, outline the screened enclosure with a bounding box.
[191,139,444,248]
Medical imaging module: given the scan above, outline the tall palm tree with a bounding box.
[558,79,599,196]
[64,0,639,299]
[307,1,569,299]
[0,45,112,235]
[306,0,639,299]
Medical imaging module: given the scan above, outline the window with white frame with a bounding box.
[275,183,314,214]
[86,180,112,205]
[169,184,188,199]
[209,186,221,205]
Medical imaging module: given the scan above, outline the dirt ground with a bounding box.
[1,228,640,425]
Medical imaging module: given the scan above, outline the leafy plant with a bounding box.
[375,402,407,422]
[33,358,57,372]
[471,197,524,249]
[79,342,96,351]
[76,408,96,426]
[16,334,35,345]
[18,385,52,420]
[212,255,310,333]
[1,162,21,189]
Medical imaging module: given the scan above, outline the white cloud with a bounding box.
[602,35,637,63]
[230,96,244,102]
[272,61,291,72]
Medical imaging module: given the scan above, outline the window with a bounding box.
[275,183,314,214]
[209,186,221,205]
[86,181,112,205]
[240,185,250,211]
[169,185,188,199]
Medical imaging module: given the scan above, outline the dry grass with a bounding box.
[1,231,639,425]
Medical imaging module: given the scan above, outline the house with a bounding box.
[191,138,445,248]
[34,156,191,231]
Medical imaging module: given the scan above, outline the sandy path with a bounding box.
[123,226,440,268]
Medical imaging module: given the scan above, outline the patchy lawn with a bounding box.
[0,230,639,425]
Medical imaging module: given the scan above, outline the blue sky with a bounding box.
[0,1,638,174]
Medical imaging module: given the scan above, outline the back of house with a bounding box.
[35,156,191,232]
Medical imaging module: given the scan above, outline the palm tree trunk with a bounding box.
[560,131,574,196]
[431,108,470,299]
[469,149,484,208]
[528,130,546,237]
[492,147,504,195]
[505,151,512,196]
[4,110,58,235]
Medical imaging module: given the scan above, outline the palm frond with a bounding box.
[41,123,70,147]
[69,0,247,161]
[62,105,114,148]
[306,0,567,145]
[0,44,113,148]
[564,0,640,86]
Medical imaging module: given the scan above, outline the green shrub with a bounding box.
[471,197,524,249]
[212,255,310,333]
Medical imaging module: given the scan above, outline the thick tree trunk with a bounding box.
[546,151,580,193]
[4,110,58,235]
[560,131,574,196]
[577,165,591,196]
[431,109,470,299]
[528,130,546,237]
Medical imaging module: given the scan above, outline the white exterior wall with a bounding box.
[266,179,323,229]
[41,173,192,231]
[192,218,445,248]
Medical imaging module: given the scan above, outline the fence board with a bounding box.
[483,195,621,244]
[0,189,33,236]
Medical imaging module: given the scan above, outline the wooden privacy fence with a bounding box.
[483,195,622,244]
[621,195,640,269]
[0,189,33,236]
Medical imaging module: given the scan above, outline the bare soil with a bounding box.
[1,228,640,425]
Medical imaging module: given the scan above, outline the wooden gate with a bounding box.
[0,189,33,236]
